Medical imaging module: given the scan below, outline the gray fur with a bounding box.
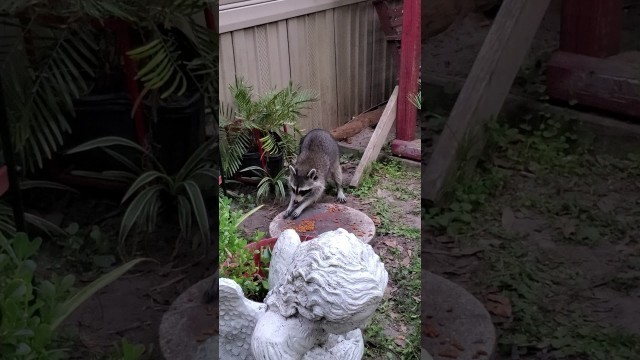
[285,129,346,219]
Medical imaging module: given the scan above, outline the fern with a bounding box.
[1,22,99,172]
[0,0,218,173]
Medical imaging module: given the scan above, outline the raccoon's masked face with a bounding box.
[288,165,319,204]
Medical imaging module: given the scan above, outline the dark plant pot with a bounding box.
[64,93,140,172]
[0,165,8,196]
[145,91,205,175]
[243,235,314,277]
[237,152,284,179]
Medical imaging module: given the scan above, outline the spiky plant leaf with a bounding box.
[19,180,79,194]
[121,171,173,204]
[176,195,192,242]
[175,136,216,183]
[23,213,68,237]
[51,258,152,330]
[1,22,100,172]
[65,136,165,172]
[118,184,164,246]
[180,180,210,245]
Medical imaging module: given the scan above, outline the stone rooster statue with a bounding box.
[219,228,388,360]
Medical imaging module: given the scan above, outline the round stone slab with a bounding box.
[159,276,218,360]
[422,270,496,360]
[269,203,375,243]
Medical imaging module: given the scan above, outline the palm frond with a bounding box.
[2,22,99,172]
[127,34,187,107]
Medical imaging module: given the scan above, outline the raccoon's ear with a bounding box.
[307,169,317,179]
[289,165,296,175]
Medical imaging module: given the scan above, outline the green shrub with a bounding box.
[0,232,147,359]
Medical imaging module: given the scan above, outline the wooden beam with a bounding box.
[546,51,640,119]
[424,71,640,157]
[350,86,398,188]
[422,0,551,203]
[331,107,384,141]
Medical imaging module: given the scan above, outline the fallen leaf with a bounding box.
[394,335,406,347]
[451,339,465,351]
[423,323,439,338]
[383,239,398,247]
[401,256,411,266]
[473,349,489,359]
[485,294,512,317]
[438,344,461,358]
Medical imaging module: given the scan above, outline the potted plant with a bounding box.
[0,1,217,176]
[0,150,7,196]
[220,78,316,181]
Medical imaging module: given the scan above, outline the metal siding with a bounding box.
[229,22,290,97]
[333,2,378,125]
[219,2,395,131]
[370,6,396,106]
[219,32,236,106]
[287,11,338,134]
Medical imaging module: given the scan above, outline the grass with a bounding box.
[354,158,421,360]
[424,112,640,359]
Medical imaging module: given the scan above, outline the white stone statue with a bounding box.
[219,228,388,360]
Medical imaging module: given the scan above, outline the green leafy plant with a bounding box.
[112,338,152,360]
[0,0,218,174]
[219,77,316,177]
[0,232,149,359]
[409,79,422,110]
[0,180,78,237]
[56,223,116,272]
[65,136,215,256]
[241,166,288,203]
[218,195,269,300]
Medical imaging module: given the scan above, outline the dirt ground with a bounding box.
[235,153,422,359]
[26,189,213,359]
[424,112,640,359]
[425,0,640,80]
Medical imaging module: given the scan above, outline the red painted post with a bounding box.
[395,0,420,142]
[204,6,217,32]
[109,20,147,146]
[560,0,622,58]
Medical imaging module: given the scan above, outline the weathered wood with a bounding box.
[560,0,622,57]
[350,86,398,188]
[422,0,551,203]
[330,107,385,141]
[391,139,421,161]
[546,51,640,119]
[424,71,640,157]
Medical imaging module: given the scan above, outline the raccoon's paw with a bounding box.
[283,209,292,219]
[291,210,302,219]
[337,190,347,203]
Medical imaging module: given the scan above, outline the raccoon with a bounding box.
[285,129,346,219]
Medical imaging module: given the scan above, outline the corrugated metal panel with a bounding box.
[370,6,396,106]
[230,21,290,97]
[334,2,377,125]
[287,10,338,133]
[219,33,236,106]
[219,2,396,131]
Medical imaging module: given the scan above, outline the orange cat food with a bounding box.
[295,220,316,232]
